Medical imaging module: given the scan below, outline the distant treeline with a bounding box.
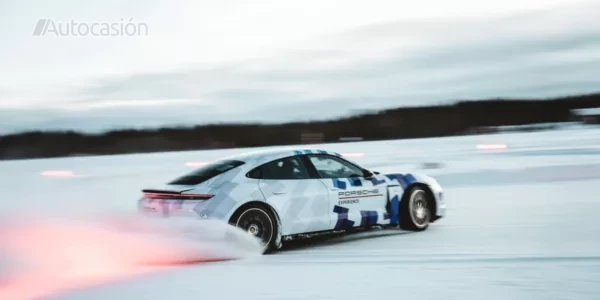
[1,93,600,160]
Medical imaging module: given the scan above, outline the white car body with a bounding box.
[138,148,446,252]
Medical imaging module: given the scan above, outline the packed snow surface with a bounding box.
[1,126,600,299]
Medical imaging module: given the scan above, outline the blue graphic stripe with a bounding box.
[360,210,378,226]
[385,173,417,189]
[371,176,386,185]
[332,178,347,189]
[385,175,404,188]
[389,195,400,225]
[385,174,397,181]
[333,205,355,230]
[404,174,417,184]
[348,177,362,187]
[292,149,342,157]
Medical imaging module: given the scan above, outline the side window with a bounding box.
[256,156,311,180]
[308,155,364,178]
[247,167,262,179]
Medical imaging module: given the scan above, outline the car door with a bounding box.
[304,154,388,230]
[255,155,331,235]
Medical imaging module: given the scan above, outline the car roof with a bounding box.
[223,147,343,163]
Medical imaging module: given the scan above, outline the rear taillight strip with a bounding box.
[142,192,213,200]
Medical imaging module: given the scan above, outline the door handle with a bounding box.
[272,191,287,195]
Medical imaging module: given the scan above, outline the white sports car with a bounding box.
[138,148,446,253]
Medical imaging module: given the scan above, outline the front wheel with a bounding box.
[399,186,431,231]
[234,206,278,254]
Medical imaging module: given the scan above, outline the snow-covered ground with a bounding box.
[1,126,600,299]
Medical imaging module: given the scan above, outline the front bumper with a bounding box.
[424,177,446,218]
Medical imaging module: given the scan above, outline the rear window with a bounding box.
[168,159,245,185]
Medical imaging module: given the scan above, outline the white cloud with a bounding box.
[0,0,598,133]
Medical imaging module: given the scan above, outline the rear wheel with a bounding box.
[234,206,277,254]
[399,186,431,231]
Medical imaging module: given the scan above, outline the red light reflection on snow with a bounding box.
[0,222,166,299]
[0,215,257,300]
[475,144,507,151]
[40,170,75,178]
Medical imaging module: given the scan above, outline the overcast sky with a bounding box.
[1,0,599,134]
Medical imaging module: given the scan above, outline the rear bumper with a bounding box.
[138,198,214,219]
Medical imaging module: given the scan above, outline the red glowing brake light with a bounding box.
[141,189,213,200]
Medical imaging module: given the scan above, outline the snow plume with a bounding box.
[0,212,262,299]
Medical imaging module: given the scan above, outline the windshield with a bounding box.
[168,159,245,185]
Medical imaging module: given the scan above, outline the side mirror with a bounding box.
[363,169,374,179]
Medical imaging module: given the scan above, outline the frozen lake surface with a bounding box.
[1,126,600,299]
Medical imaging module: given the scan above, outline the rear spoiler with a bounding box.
[142,189,213,200]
